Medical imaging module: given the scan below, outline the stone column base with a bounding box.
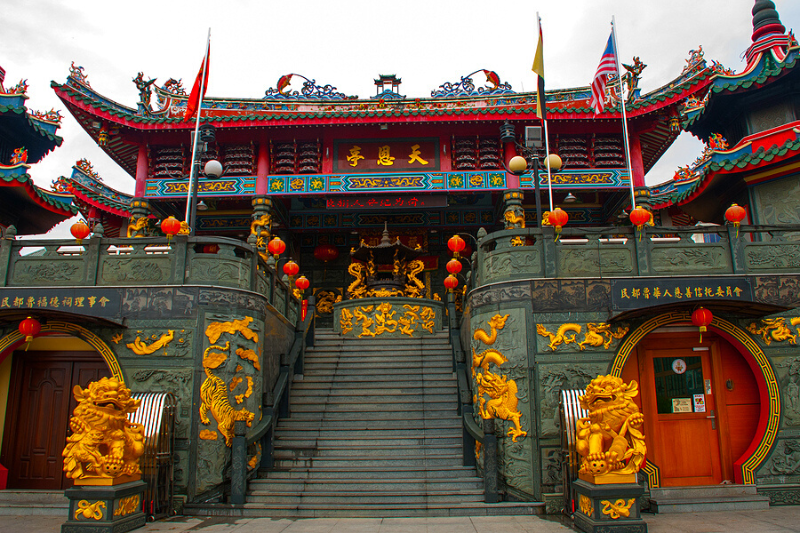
[572,479,648,533]
[62,480,146,533]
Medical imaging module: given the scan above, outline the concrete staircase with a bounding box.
[243,329,541,517]
[649,484,770,513]
[0,490,69,516]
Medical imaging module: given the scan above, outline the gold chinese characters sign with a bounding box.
[576,375,646,484]
[62,377,145,485]
[335,139,439,173]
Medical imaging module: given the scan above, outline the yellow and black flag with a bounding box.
[532,18,546,122]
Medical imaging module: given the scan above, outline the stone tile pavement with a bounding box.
[3,507,800,533]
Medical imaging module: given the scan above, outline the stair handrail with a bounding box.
[229,295,316,505]
[447,293,498,503]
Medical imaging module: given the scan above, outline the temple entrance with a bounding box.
[1,345,110,490]
[622,329,761,487]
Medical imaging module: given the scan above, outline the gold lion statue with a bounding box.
[575,375,645,483]
[62,377,145,483]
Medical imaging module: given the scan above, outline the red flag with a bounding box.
[184,42,210,121]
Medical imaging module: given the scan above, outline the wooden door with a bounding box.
[639,335,724,486]
[1,351,110,490]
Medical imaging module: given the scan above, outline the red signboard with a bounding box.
[334,139,439,172]
[326,194,447,210]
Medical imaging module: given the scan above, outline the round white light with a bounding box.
[204,159,223,178]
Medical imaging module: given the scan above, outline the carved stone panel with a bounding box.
[538,363,608,437]
[651,245,730,274]
[746,245,800,271]
[482,248,542,282]
[752,174,800,230]
[188,257,251,289]
[10,258,85,286]
[558,248,633,276]
[100,256,171,284]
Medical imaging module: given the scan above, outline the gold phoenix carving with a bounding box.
[601,498,636,519]
[537,322,628,351]
[579,494,594,517]
[75,500,105,520]
[472,314,527,442]
[746,317,800,345]
[126,330,175,355]
[63,377,145,484]
[576,375,646,484]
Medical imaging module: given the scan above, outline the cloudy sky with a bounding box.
[4,0,799,235]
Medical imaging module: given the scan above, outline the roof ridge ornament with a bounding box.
[431,69,514,98]
[751,0,785,42]
[68,62,90,88]
[264,73,354,100]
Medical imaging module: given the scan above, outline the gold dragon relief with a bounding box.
[601,498,636,519]
[747,317,800,345]
[126,329,187,356]
[536,322,629,351]
[471,314,527,442]
[575,375,646,484]
[341,303,437,337]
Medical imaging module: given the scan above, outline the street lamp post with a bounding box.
[188,124,222,235]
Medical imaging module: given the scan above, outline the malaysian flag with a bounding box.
[590,33,618,114]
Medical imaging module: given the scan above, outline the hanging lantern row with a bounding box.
[725,203,747,238]
[546,207,569,241]
[447,234,466,258]
[444,274,459,292]
[283,260,300,278]
[295,275,310,292]
[446,258,462,274]
[18,316,41,351]
[161,216,182,242]
[691,307,713,343]
[70,220,91,244]
[313,244,339,262]
[268,236,286,261]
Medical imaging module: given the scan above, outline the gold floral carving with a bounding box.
[746,317,800,345]
[75,500,105,520]
[601,498,636,519]
[230,376,243,391]
[576,375,646,483]
[367,287,406,298]
[578,323,629,350]
[62,377,145,483]
[537,323,581,351]
[114,494,140,517]
[472,314,527,442]
[579,494,594,517]
[111,333,123,344]
[126,330,175,355]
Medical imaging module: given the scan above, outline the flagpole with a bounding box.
[185,28,211,231]
[537,14,554,212]
[611,17,637,210]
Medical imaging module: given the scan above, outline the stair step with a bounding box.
[249,479,483,491]
[273,436,463,447]
[261,466,484,479]
[0,491,69,516]
[245,491,485,505]
[290,402,456,412]
[273,446,461,458]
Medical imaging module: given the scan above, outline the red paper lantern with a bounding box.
[267,236,286,259]
[18,316,41,350]
[295,275,310,291]
[629,206,651,230]
[447,234,466,257]
[725,204,747,237]
[446,258,462,274]
[313,244,339,262]
[547,208,569,241]
[444,274,459,292]
[283,260,300,277]
[70,220,91,244]
[691,307,713,343]
[161,216,182,240]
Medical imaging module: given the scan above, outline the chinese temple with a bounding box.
[2,0,800,522]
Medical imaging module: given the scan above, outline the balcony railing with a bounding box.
[0,233,299,322]
[475,224,800,285]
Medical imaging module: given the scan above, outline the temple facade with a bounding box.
[1,0,800,517]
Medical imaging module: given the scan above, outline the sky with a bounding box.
[4,0,799,236]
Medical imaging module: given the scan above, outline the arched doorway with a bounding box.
[611,311,779,487]
[0,323,122,490]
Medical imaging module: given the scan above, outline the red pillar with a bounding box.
[256,142,269,195]
[628,131,646,188]
[134,144,148,197]
[503,141,519,189]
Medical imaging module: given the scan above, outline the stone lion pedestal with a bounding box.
[62,479,147,533]
[573,478,647,533]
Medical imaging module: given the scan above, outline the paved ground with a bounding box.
[3,507,800,532]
